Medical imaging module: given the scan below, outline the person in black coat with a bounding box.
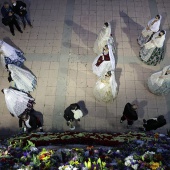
[19,110,43,133]
[11,0,32,29]
[120,103,138,128]
[1,2,23,36]
[139,115,166,131]
[64,103,82,130]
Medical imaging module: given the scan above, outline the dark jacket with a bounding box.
[144,115,166,131]
[123,103,138,121]
[19,110,42,133]
[1,6,14,19]
[12,1,27,16]
[64,103,80,121]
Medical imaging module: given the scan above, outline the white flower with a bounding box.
[58,165,76,170]
[116,150,120,153]
[125,159,131,166]
[125,155,133,161]
[131,164,139,170]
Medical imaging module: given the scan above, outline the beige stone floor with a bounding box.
[0,0,170,137]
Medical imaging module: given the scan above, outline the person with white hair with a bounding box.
[93,22,111,55]
[147,65,170,95]
[137,14,162,46]
[139,30,166,66]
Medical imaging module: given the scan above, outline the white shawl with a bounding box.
[147,15,162,32]
[145,31,166,49]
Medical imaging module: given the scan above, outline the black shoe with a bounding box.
[19,30,23,33]
[143,119,147,124]
[67,121,70,126]
[12,32,15,36]
[77,119,80,121]
[40,129,43,132]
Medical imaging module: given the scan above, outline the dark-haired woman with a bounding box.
[93,22,111,55]
[93,71,118,102]
[138,15,162,46]
[139,30,165,66]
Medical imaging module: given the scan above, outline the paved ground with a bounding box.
[0,0,170,137]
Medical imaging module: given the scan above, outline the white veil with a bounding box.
[107,38,117,99]
[8,64,37,92]
[3,88,35,117]
[148,15,162,32]
[152,30,166,48]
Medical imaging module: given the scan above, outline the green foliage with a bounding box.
[23,140,35,151]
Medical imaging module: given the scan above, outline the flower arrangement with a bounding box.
[0,132,169,169]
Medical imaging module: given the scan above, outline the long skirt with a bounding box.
[139,46,164,66]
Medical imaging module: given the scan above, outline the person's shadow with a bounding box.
[132,99,147,119]
[115,67,122,93]
[109,20,118,64]
[119,11,143,56]
[65,20,97,48]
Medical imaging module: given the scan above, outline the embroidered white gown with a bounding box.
[92,36,115,77]
[93,71,118,102]
[138,15,162,46]
[93,23,111,55]
[8,64,37,93]
[139,31,165,66]
[3,88,35,117]
[0,40,26,68]
[147,65,170,95]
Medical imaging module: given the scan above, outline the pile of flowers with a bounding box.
[0,132,170,169]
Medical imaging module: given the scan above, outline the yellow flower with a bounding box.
[150,162,160,170]
[154,133,159,140]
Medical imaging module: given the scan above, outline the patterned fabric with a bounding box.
[147,65,170,95]
[3,88,35,117]
[93,72,117,102]
[8,64,37,93]
[139,46,164,66]
[4,50,26,67]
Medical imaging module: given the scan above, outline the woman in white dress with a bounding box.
[147,65,170,95]
[7,64,37,93]
[137,15,162,46]
[93,22,111,55]
[93,71,117,102]
[2,88,35,117]
[139,30,165,66]
[0,40,26,68]
[92,36,115,77]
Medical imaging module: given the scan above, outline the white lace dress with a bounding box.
[3,88,35,117]
[8,64,37,93]
[93,72,117,102]
[147,65,170,95]
[0,40,26,68]
[93,23,111,55]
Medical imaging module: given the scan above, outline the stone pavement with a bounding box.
[0,0,170,137]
